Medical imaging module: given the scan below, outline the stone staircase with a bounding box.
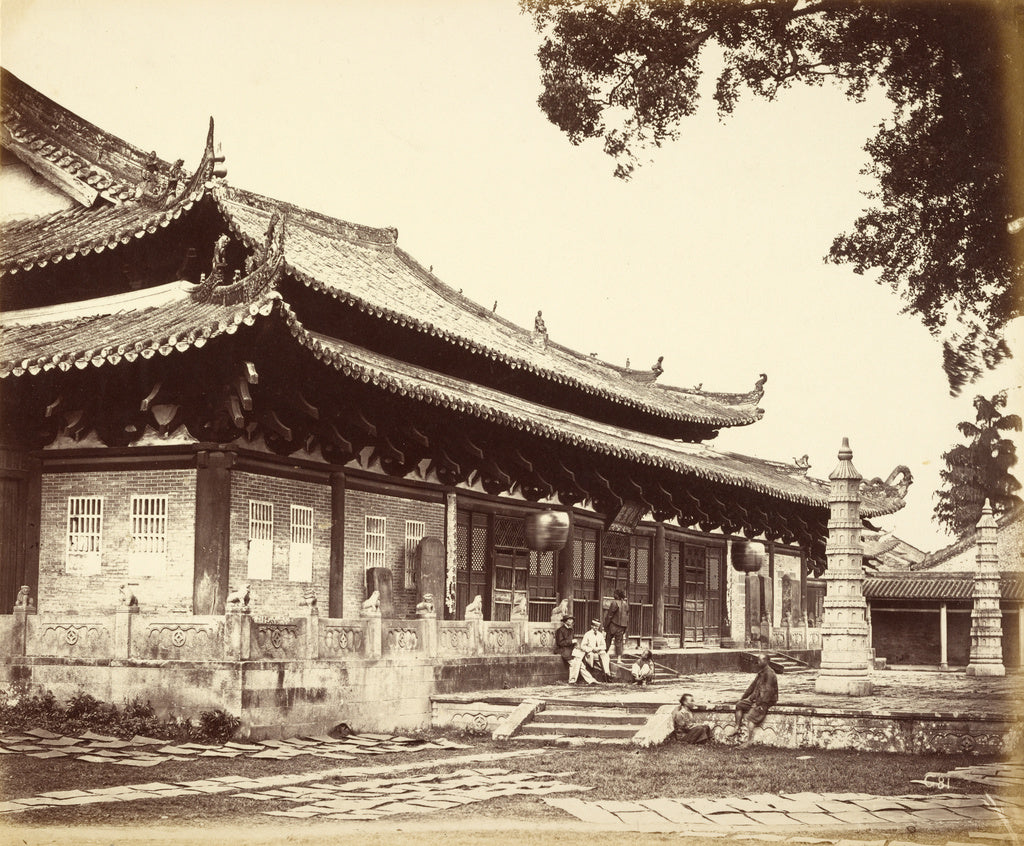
[753,651,812,674]
[514,704,650,744]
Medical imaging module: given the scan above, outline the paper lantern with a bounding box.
[525,510,570,552]
[731,540,765,572]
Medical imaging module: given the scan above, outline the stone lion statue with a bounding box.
[511,593,529,621]
[550,597,569,627]
[361,590,381,616]
[226,584,251,606]
[464,594,483,620]
[119,584,139,607]
[416,593,435,616]
[13,585,31,611]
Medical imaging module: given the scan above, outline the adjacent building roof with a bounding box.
[914,504,1023,573]
[864,573,1024,602]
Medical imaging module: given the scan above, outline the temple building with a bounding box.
[0,67,909,658]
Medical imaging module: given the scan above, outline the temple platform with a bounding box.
[431,663,1023,755]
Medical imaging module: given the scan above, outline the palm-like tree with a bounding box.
[934,391,1022,535]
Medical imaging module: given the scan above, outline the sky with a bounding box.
[3,0,1021,554]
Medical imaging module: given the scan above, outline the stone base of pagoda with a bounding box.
[965,661,1006,677]
[815,669,873,696]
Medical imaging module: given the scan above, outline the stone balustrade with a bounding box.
[0,606,551,664]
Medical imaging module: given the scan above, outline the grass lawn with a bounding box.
[1,734,1002,833]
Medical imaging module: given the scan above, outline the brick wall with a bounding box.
[229,472,331,617]
[343,490,445,619]
[39,469,196,614]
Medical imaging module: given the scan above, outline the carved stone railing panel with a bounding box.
[251,620,303,660]
[133,616,223,660]
[527,623,555,653]
[482,623,518,654]
[319,620,366,658]
[28,617,112,659]
[383,620,423,655]
[437,621,472,655]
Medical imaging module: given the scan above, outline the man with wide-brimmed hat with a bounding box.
[554,614,596,684]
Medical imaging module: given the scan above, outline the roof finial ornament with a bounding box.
[651,356,664,378]
[139,150,165,201]
[492,301,498,313]
[625,358,630,368]
[794,454,811,473]
[167,158,185,196]
[755,373,768,392]
[212,141,227,180]
[534,310,546,335]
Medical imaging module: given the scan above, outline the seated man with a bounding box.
[631,648,655,685]
[579,619,612,680]
[554,614,596,684]
[672,693,711,744]
[733,653,778,745]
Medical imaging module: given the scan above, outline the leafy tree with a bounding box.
[934,391,1022,535]
[522,0,1023,394]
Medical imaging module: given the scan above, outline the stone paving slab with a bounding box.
[0,729,471,768]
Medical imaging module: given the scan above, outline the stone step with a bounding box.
[533,709,648,725]
[513,734,631,745]
[524,721,641,738]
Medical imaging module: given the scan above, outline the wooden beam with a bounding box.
[140,382,162,413]
[235,377,253,411]
[262,410,292,441]
[244,361,259,385]
[294,391,319,420]
[228,395,244,428]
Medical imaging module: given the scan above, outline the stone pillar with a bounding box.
[652,523,667,648]
[113,605,139,660]
[305,604,320,660]
[815,438,873,696]
[10,601,34,657]
[556,509,576,616]
[328,472,346,619]
[224,606,252,661]
[417,604,438,657]
[361,606,382,660]
[966,500,1004,676]
[939,602,948,670]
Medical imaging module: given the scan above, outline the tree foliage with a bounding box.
[934,391,1022,535]
[523,0,1023,394]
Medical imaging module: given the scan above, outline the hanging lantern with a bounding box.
[526,510,570,552]
[731,540,765,573]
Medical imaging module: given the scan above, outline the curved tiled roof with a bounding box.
[1,123,215,277]
[0,280,279,377]
[214,184,767,431]
[280,303,903,518]
[1,68,181,206]
[864,574,1024,601]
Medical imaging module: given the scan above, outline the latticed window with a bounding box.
[629,536,651,604]
[128,495,167,576]
[364,515,386,570]
[404,520,425,589]
[247,500,274,580]
[67,496,102,574]
[289,504,314,582]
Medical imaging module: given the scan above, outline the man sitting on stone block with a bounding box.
[580,619,612,681]
[555,615,596,685]
[672,693,711,744]
[731,653,778,745]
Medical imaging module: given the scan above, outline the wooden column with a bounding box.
[329,471,346,619]
[556,509,576,615]
[23,457,42,610]
[193,450,234,615]
[652,522,666,646]
[939,602,948,669]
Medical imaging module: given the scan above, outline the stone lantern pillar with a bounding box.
[966,500,1004,676]
[815,438,873,695]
